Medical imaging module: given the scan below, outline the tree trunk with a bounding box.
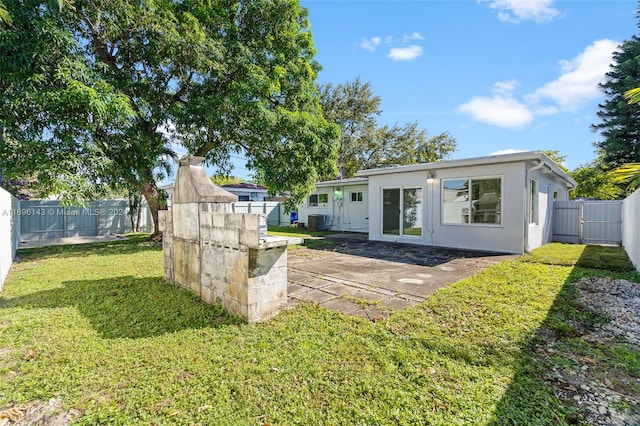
[140,181,167,243]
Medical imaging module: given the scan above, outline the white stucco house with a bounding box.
[298,151,577,254]
[296,177,369,232]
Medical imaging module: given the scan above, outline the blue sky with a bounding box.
[303,0,637,171]
[190,0,637,181]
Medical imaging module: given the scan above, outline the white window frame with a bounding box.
[308,193,328,208]
[350,191,364,203]
[530,178,539,225]
[380,186,424,238]
[441,176,503,227]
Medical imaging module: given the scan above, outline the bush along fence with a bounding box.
[0,187,20,291]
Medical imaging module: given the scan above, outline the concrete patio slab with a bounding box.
[287,236,516,319]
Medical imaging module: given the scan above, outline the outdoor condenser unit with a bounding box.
[308,214,329,231]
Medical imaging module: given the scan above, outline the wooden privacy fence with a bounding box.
[553,200,623,245]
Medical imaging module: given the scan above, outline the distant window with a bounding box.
[237,195,250,201]
[309,193,328,207]
[442,177,502,225]
[350,191,363,203]
[530,179,538,224]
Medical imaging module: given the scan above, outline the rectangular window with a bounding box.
[530,179,538,224]
[403,188,423,236]
[350,191,363,203]
[442,177,502,225]
[382,187,423,237]
[308,193,328,207]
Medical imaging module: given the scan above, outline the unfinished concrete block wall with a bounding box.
[199,212,289,321]
[160,156,300,322]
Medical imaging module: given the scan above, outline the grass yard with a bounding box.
[1,236,639,424]
[267,225,337,250]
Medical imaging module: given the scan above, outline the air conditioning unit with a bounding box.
[308,214,329,231]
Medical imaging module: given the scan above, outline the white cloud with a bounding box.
[481,0,560,23]
[459,39,619,128]
[527,39,619,110]
[403,32,424,43]
[360,36,381,51]
[458,80,534,128]
[387,45,424,61]
[493,79,519,96]
[459,96,534,128]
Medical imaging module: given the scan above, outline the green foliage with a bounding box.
[613,162,640,192]
[0,0,338,230]
[624,86,640,104]
[0,1,11,27]
[543,150,569,173]
[0,0,135,205]
[592,33,640,168]
[210,176,246,186]
[570,159,624,200]
[318,78,456,179]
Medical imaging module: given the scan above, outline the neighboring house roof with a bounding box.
[314,177,368,187]
[355,151,577,188]
[220,183,267,190]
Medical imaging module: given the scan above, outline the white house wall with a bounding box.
[622,189,640,271]
[367,162,528,253]
[297,183,369,232]
[526,167,569,251]
[0,188,19,292]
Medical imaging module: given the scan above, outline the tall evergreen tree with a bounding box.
[592,9,640,168]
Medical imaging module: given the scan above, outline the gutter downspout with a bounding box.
[524,159,544,253]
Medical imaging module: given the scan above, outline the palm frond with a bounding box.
[613,163,640,192]
[0,2,12,27]
[623,87,640,105]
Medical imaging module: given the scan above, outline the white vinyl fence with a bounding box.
[0,188,20,292]
[231,201,292,226]
[553,200,623,245]
[19,199,291,242]
[19,199,153,241]
[623,189,640,271]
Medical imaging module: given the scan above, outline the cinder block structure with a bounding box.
[159,156,301,322]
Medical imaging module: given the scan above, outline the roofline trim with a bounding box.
[355,151,576,187]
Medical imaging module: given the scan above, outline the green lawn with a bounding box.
[268,225,337,250]
[1,236,638,424]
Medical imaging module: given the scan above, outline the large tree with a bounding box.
[570,158,623,200]
[0,1,134,204]
[318,78,456,179]
[592,32,640,167]
[0,0,339,239]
